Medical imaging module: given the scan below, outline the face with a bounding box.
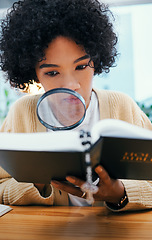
[35,36,94,109]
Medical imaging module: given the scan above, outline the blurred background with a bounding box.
[0,0,152,125]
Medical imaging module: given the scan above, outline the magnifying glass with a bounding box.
[36,88,86,131]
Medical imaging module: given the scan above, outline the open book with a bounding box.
[0,119,152,183]
[0,204,12,217]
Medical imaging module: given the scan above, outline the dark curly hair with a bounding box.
[0,0,118,90]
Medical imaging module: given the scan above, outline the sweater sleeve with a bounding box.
[114,93,152,211]
[105,179,152,212]
[0,95,55,206]
[0,167,54,205]
[95,90,152,212]
[120,179,152,211]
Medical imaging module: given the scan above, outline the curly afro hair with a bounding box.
[0,0,118,90]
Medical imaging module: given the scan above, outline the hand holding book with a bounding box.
[51,126,125,206]
[51,165,125,205]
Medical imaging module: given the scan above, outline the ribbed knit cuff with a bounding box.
[3,178,54,206]
[106,179,152,212]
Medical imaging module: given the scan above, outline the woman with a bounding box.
[0,0,152,211]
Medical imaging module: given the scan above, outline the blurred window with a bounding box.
[93,3,152,102]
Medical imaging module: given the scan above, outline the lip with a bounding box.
[63,96,82,104]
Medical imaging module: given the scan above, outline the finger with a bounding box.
[95,165,111,184]
[34,183,45,193]
[66,176,85,187]
[51,180,83,197]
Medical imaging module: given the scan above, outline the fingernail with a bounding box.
[95,165,102,173]
[51,180,60,187]
[66,176,76,184]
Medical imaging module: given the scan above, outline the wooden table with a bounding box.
[0,206,152,240]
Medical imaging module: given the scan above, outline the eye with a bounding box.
[45,71,59,77]
[76,64,88,70]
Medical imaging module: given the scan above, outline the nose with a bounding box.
[60,74,80,91]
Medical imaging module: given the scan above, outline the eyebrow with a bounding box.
[39,54,90,69]
[39,63,59,69]
[73,54,90,63]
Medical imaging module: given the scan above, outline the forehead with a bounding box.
[43,36,87,62]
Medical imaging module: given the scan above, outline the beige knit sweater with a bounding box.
[1,88,152,211]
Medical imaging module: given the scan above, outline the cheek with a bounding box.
[83,69,94,86]
[82,70,94,108]
[35,71,54,90]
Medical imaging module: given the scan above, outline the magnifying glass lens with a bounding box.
[37,88,86,131]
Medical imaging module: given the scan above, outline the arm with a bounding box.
[0,97,54,206]
[0,167,54,205]
[51,92,152,210]
[51,165,152,211]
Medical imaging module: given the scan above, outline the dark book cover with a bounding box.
[0,136,152,183]
[96,136,152,180]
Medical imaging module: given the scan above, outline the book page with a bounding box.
[91,119,152,143]
[0,119,152,152]
[0,204,12,217]
[0,131,85,152]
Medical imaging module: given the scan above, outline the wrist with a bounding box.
[106,189,128,210]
